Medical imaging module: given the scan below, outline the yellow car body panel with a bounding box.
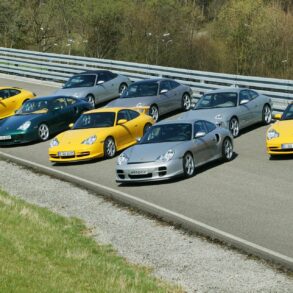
[49,107,154,162]
[266,120,293,155]
[0,87,35,119]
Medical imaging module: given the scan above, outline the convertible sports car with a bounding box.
[180,87,272,137]
[0,96,93,145]
[266,103,293,156]
[116,119,233,183]
[106,78,193,121]
[55,70,131,107]
[48,107,154,162]
[0,86,36,119]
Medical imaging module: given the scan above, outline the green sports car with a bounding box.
[0,95,93,145]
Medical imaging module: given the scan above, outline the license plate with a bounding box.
[58,151,75,157]
[129,170,148,175]
[282,144,293,149]
[0,135,11,140]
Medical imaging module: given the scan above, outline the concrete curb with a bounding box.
[0,151,292,271]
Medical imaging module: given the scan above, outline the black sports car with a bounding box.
[0,95,93,145]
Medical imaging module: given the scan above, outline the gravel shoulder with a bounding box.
[0,160,292,293]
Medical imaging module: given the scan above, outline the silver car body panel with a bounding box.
[55,72,131,105]
[106,78,193,116]
[116,119,233,183]
[180,87,272,130]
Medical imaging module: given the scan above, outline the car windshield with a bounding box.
[140,123,192,144]
[17,100,51,114]
[281,104,293,120]
[73,112,115,129]
[121,82,158,98]
[63,74,96,89]
[195,92,237,109]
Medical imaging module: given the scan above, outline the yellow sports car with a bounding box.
[266,103,293,156]
[49,107,154,162]
[0,87,36,119]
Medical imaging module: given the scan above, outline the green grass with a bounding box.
[0,190,182,293]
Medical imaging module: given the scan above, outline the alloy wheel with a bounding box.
[38,124,50,141]
[184,153,195,177]
[182,94,191,111]
[229,118,239,137]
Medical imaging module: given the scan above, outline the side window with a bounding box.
[66,97,77,105]
[194,121,207,135]
[117,110,130,122]
[98,72,112,82]
[159,80,171,92]
[248,90,258,99]
[205,121,216,133]
[9,89,20,97]
[128,110,140,120]
[239,90,253,103]
[169,80,180,90]
[52,98,67,110]
[107,71,117,80]
[97,73,105,83]
[0,89,11,99]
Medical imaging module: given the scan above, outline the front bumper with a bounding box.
[266,139,293,155]
[116,159,183,183]
[49,144,103,162]
[0,130,37,146]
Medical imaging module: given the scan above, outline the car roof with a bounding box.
[28,95,76,101]
[84,107,141,114]
[204,87,252,94]
[131,78,175,85]
[156,118,205,126]
[78,70,113,75]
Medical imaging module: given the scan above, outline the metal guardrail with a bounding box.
[0,47,292,111]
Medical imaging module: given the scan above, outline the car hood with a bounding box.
[126,141,183,163]
[55,87,88,97]
[0,114,44,132]
[106,96,156,107]
[181,108,234,121]
[270,120,293,138]
[56,128,112,145]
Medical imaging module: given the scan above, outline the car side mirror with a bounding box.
[117,119,127,125]
[194,131,206,139]
[274,113,282,120]
[69,123,74,129]
[97,80,105,85]
[160,89,168,94]
[240,99,249,105]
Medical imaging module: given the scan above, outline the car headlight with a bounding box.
[117,153,129,165]
[156,149,175,162]
[82,135,97,145]
[267,129,279,140]
[215,114,223,120]
[17,121,31,131]
[50,137,59,147]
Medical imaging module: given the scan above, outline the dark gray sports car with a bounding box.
[181,87,272,137]
[106,78,193,121]
[116,119,233,183]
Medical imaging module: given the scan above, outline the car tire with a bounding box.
[183,152,195,178]
[38,123,50,141]
[118,83,128,95]
[262,104,272,125]
[86,94,95,108]
[222,137,233,162]
[229,117,239,137]
[104,137,116,159]
[143,123,152,135]
[149,104,159,122]
[182,93,191,111]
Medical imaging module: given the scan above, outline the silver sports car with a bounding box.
[180,87,272,137]
[55,70,131,107]
[116,119,233,183]
[106,78,193,121]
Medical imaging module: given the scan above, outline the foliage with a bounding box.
[0,0,293,78]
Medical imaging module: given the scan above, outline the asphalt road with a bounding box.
[1,75,293,261]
